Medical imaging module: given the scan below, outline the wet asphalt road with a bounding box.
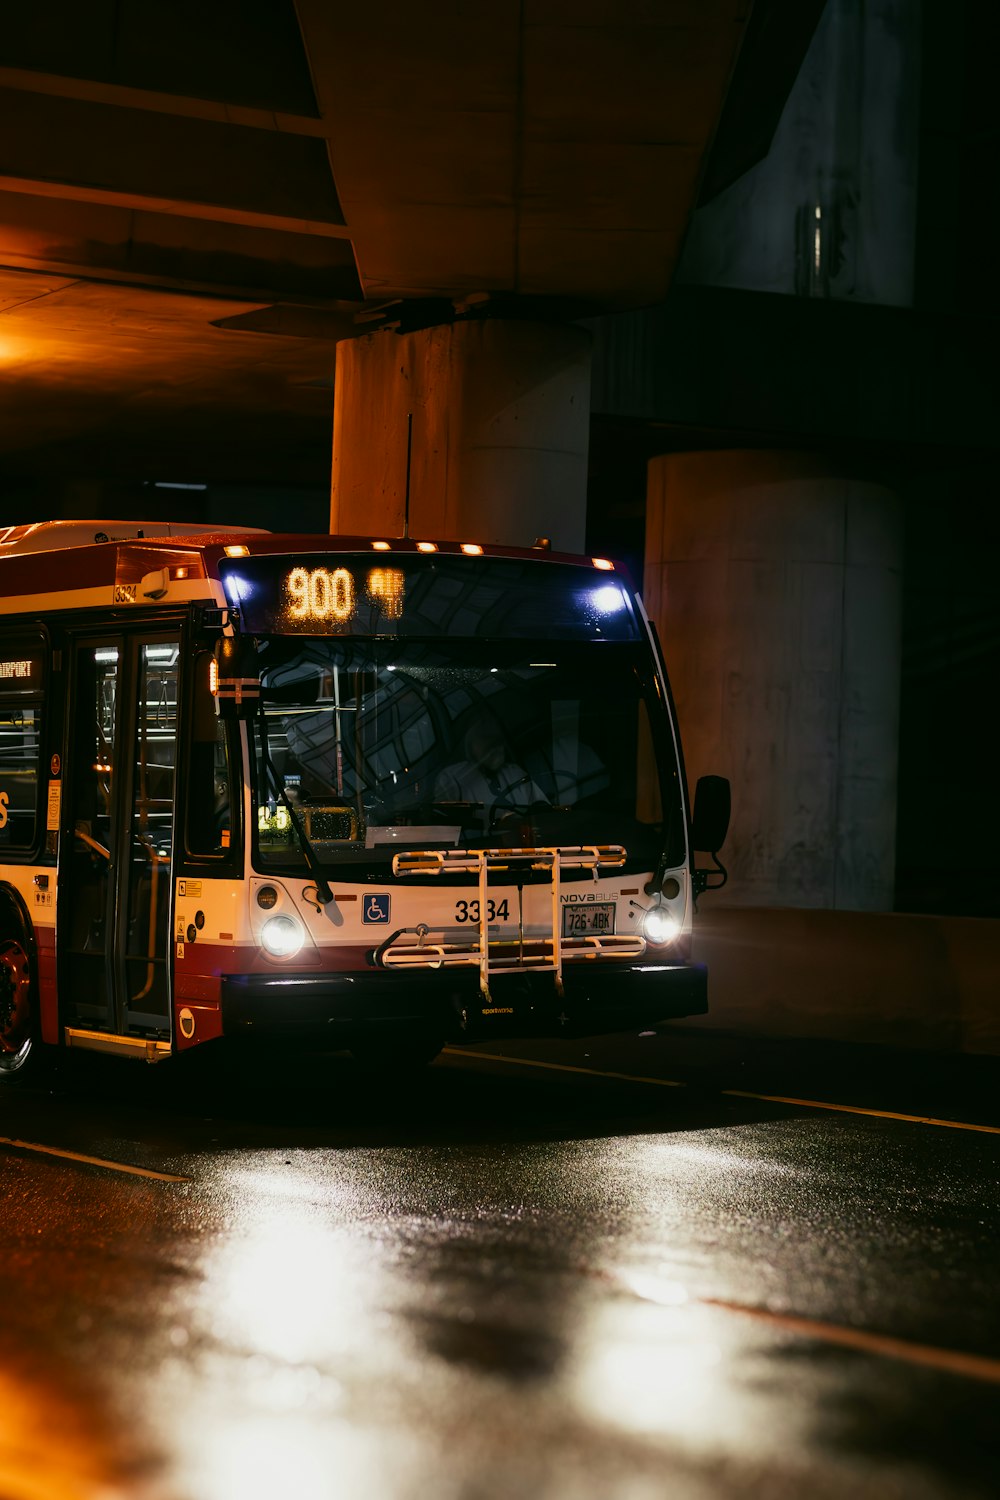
[1,1030,999,1500]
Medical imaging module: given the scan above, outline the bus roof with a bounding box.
[0,521,627,619]
[0,519,269,555]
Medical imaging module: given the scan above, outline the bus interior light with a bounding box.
[461,543,483,555]
[592,557,614,571]
[592,585,627,615]
[208,658,219,696]
[223,574,252,605]
[372,541,391,551]
[416,542,437,553]
[225,545,250,558]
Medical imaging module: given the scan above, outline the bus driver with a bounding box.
[435,713,548,821]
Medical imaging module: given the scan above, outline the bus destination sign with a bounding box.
[282,565,405,628]
[218,554,640,641]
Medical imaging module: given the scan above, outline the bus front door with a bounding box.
[61,635,180,1041]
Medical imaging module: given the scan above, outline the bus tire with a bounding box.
[0,897,44,1083]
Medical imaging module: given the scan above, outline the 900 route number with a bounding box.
[455,899,510,923]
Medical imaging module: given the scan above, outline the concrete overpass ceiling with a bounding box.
[5,0,320,115]
[295,0,751,305]
[0,0,783,488]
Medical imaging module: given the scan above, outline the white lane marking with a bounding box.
[702,1299,1000,1385]
[0,1135,190,1182]
[442,1048,1000,1135]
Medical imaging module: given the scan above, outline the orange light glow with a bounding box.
[461,543,483,556]
[592,557,614,571]
[367,567,405,619]
[372,541,392,551]
[209,659,219,696]
[416,542,437,553]
[225,544,250,558]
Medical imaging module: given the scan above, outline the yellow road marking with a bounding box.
[442,1048,1000,1135]
[443,1047,684,1091]
[702,1299,1000,1384]
[0,1135,190,1182]
[720,1088,1000,1135]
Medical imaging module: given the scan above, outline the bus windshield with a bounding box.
[251,636,685,878]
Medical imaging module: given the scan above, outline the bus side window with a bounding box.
[0,702,41,851]
[186,653,236,857]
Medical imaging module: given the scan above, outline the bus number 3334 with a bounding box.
[455,899,510,923]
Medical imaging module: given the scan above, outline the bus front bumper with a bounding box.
[219,961,707,1044]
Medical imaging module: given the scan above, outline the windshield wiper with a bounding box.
[257,718,334,906]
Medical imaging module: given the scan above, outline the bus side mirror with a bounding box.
[692,774,731,857]
[213,636,261,720]
[691,775,730,896]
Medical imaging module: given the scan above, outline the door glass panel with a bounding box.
[186,651,235,856]
[123,642,179,1021]
[67,645,119,1021]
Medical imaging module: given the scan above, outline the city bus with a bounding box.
[0,519,730,1080]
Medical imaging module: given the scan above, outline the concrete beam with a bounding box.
[0,189,361,303]
[294,0,749,307]
[0,66,328,137]
[0,86,344,229]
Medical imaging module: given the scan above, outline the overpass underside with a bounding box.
[0,0,759,480]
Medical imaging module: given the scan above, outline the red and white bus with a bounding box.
[0,519,729,1079]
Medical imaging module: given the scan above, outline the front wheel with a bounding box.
[0,934,40,1081]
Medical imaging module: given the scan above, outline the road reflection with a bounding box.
[4,1046,997,1499]
[0,1360,135,1500]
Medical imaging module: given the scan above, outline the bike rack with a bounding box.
[381,845,645,1001]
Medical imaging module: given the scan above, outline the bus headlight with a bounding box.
[260,915,304,958]
[641,907,680,945]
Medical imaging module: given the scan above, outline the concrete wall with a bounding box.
[646,450,903,911]
[685,907,1000,1056]
[678,0,921,307]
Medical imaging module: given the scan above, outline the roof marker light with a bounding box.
[461,543,483,555]
[372,541,391,551]
[416,541,437,553]
[592,557,614,571]
[225,544,250,558]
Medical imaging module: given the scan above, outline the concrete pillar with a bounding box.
[330,320,591,552]
[645,451,903,911]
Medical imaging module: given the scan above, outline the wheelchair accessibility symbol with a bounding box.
[363,893,391,924]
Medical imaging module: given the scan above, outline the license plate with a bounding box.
[562,902,615,938]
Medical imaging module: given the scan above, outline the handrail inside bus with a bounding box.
[74,828,111,861]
